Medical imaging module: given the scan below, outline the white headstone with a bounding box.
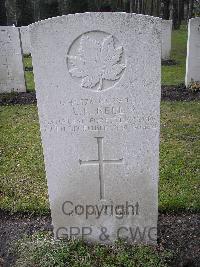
[19,26,31,55]
[30,13,161,244]
[0,26,26,93]
[185,17,200,87]
[161,20,172,60]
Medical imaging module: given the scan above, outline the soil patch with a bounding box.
[0,86,200,106]
[162,59,177,66]
[0,211,52,267]
[158,213,200,267]
[0,210,199,267]
[0,92,36,106]
[24,67,33,72]
[161,85,200,101]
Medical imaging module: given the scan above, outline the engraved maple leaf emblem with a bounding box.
[67,35,126,91]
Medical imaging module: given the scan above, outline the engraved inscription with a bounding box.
[67,31,126,91]
[80,137,123,200]
[42,96,158,134]
[0,57,10,86]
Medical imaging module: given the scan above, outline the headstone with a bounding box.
[185,17,200,87]
[19,26,31,55]
[30,13,161,244]
[0,26,26,93]
[161,20,172,60]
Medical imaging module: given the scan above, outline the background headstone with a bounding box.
[0,26,26,93]
[19,26,31,54]
[185,17,200,87]
[30,13,161,244]
[161,19,172,60]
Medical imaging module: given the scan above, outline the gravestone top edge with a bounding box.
[189,17,200,21]
[30,11,161,96]
[161,19,172,24]
[19,25,30,29]
[189,17,200,25]
[29,12,161,30]
[0,25,16,29]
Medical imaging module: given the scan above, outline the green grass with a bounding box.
[13,232,172,267]
[159,102,200,211]
[25,72,35,92]
[161,25,187,85]
[0,102,199,213]
[23,26,188,91]
[23,56,32,69]
[0,105,48,213]
[23,56,35,92]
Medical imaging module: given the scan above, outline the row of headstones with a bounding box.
[0,26,26,93]
[0,17,199,94]
[0,25,31,93]
[0,13,199,244]
[0,19,170,94]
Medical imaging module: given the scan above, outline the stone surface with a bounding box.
[19,26,31,55]
[30,13,161,244]
[161,20,172,60]
[0,26,26,93]
[185,17,200,87]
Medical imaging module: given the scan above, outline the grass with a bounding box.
[0,102,199,213]
[161,25,187,85]
[159,102,200,211]
[13,232,172,267]
[0,105,48,213]
[23,56,35,92]
[23,26,188,91]
[24,72,35,92]
[23,56,32,69]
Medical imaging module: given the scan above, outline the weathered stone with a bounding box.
[30,13,161,244]
[161,19,172,60]
[19,26,31,54]
[0,26,26,93]
[185,17,200,87]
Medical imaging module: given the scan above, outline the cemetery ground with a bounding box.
[162,25,187,86]
[0,26,199,266]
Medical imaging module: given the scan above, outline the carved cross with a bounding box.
[79,137,123,200]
